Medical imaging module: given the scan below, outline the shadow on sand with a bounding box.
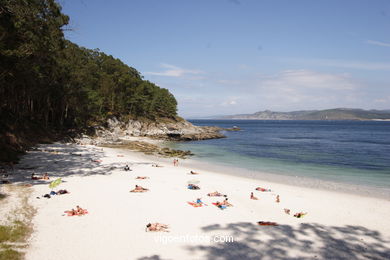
[182,222,390,260]
[2,143,152,186]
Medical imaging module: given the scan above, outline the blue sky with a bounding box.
[62,0,390,118]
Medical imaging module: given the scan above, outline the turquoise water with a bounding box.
[166,120,390,189]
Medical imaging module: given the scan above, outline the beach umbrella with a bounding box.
[49,178,62,189]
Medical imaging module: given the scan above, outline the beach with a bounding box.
[4,142,390,259]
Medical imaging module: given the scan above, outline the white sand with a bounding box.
[8,143,389,260]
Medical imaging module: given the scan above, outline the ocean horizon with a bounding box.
[166,120,390,194]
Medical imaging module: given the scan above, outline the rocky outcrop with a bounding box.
[100,118,224,141]
[100,141,194,159]
[76,117,225,145]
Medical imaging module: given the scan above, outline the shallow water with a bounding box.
[166,120,390,190]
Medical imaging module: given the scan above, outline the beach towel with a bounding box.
[188,202,203,207]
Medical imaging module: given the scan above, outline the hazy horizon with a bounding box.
[63,0,390,118]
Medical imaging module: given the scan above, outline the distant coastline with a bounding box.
[206,108,390,121]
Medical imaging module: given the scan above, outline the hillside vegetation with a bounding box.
[0,0,178,162]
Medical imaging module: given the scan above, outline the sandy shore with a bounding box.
[5,142,390,259]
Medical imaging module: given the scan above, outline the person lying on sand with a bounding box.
[194,198,206,206]
[146,223,169,232]
[258,221,278,226]
[187,184,200,190]
[294,212,307,218]
[56,189,69,195]
[256,187,271,192]
[250,192,258,200]
[124,165,131,171]
[76,205,87,215]
[31,173,49,180]
[91,159,102,163]
[65,206,88,216]
[207,191,226,197]
[190,171,199,175]
[130,185,149,192]
[152,164,163,167]
[136,176,149,179]
[117,154,124,157]
[221,198,233,207]
[215,201,227,210]
[1,174,10,184]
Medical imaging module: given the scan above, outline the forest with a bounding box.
[0,0,178,129]
[0,0,178,161]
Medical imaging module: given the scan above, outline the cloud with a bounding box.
[249,70,363,110]
[145,63,203,77]
[367,40,390,48]
[220,99,238,106]
[259,70,356,90]
[284,58,390,71]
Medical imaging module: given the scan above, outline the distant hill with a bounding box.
[217,108,390,121]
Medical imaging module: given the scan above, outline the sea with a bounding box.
[166,120,390,197]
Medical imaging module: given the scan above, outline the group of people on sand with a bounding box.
[251,187,307,219]
[66,205,88,216]
[31,173,49,180]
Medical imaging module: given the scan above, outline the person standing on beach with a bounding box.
[250,192,258,200]
[276,195,280,203]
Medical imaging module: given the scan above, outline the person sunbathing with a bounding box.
[215,201,227,210]
[68,209,77,216]
[194,198,206,206]
[56,189,69,195]
[221,198,233,207]
[146,223,169,232]
[187,184,200,190]
[250,192,258,200]
[76,205,87,215]
[207,191,226,197]
[130,185,149,192]
[152,164,163,167]
[258,221,278,226]
[31,173,48,180]
[294,212,307,218]
[256,187,271,192]
[64,206,87,216]
[136,176,149,179]
[190,171,199,175]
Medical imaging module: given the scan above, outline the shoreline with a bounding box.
[5,142,389,259]
[116,142,390,200]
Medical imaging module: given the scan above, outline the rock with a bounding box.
[93,117,225,141]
